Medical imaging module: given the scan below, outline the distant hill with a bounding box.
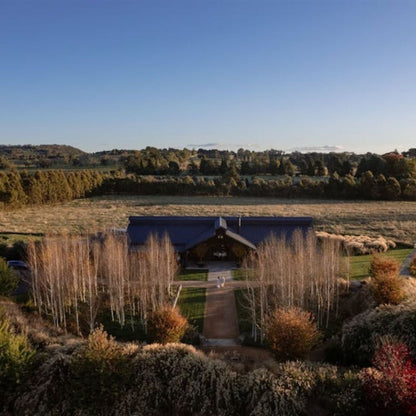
[0,144,86,159]
[0,144,121,169]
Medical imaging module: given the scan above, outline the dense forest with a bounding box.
[1,145,416,207]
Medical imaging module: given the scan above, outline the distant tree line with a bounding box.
[2,166,416,209]
[123,147,416,179]
[100,171,416,200]
[0,170,105,207]
[3,145,416,179]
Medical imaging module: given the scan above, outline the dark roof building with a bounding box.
[127,216,313,263]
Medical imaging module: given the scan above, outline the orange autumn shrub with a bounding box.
[264,307,321,360]
[369,255,400,278]
[147,306,188,344]
[370,256,404,305]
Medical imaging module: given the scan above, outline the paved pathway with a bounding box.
[202,268,240,346]
[400,248,416,276]
[175,261,243,347]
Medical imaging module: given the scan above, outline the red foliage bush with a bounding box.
[362,340,416,416]
[147,306,188,344]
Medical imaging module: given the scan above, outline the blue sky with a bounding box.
[1,0,415,154]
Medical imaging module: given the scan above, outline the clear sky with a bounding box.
[1,0,415,154]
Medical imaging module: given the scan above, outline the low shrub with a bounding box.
[362,339,416,416]
[369,255,400,278]
[117,343,244,416]
[316,232,395,255]
[264,307,321,361]
[180,323,201,345]
[70,326,133,413]
[369,255,404,305]
[372,273,405,305]
[244,367,311,416]
[80,324,123,366]
[147,306,188,344]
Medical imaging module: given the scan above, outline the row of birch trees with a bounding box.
[242,230,345,343]
[28,232,177,334]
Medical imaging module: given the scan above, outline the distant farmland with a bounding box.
[1,195,416,244]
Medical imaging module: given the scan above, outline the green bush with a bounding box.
[0,257,18,296]
[147,306,188,344]
[0,310,35,391]
[264,307,321,360]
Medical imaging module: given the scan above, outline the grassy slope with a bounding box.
[177,287,206,332]
[2,195,416,244]
[348,248,413,280]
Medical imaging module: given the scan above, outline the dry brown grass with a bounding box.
[1,195,416,243]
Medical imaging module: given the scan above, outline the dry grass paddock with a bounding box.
[1,195,416,244]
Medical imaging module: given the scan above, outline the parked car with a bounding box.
[7,260,31,295]
[7,260,30,270]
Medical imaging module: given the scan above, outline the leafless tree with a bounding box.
[28,232,177,334]
[242,230,344,343]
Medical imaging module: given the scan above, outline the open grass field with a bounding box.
[348,248,413,280]
[177,287,206,332]
[1,195,416,244]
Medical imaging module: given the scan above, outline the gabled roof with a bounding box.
[127,216,313,253]
[183,217,257,251]
[224,228,257,250]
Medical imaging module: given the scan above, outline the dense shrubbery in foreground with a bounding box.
[3,301,416,415]
[2,328,365,416]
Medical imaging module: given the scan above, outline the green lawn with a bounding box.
[234,288,252,334]
[177,287,206,332]
[232,268,255,281]
[348,248,413,280]
[175,268,208,281]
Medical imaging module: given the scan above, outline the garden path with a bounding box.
[202,267,240,346]
[400,248,416,276]
[175,262,242,346]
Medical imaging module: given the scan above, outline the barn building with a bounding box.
[127,216,313,265]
